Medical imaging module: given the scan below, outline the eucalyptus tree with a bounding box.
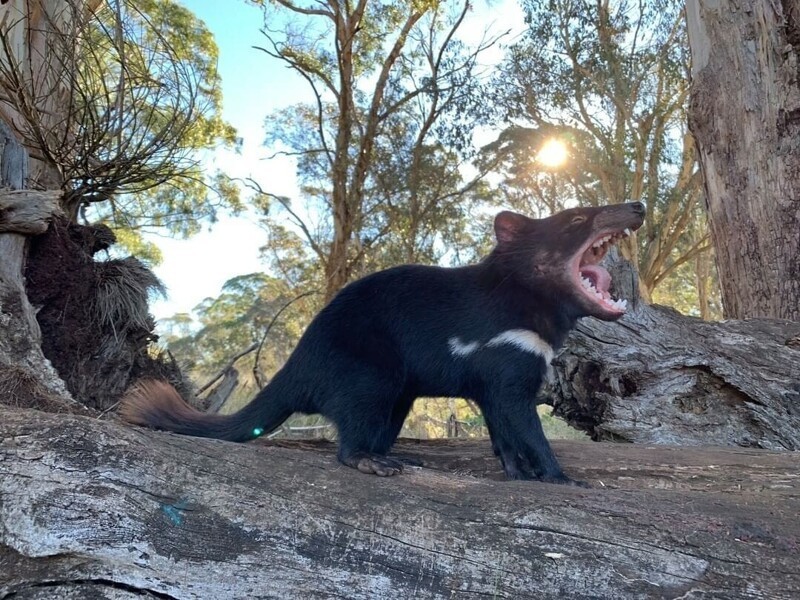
[687,0,800,320]
[251,0,503,301]
[483,0,713,308]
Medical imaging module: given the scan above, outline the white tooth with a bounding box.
[624,228,632,237]
[621,299,627,309]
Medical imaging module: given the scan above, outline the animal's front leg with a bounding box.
[480,387,585,486]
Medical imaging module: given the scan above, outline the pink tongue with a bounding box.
[580,265,611,293]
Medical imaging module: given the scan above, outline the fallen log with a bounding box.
[549,257,800,449]
[1,408,798,599]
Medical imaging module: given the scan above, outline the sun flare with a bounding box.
[536,138,569,168]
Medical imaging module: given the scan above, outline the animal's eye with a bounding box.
[570,215,586,225]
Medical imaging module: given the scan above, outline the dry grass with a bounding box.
[92,257,165,333]
[0,364,89,414]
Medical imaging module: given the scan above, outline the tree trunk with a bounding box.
[695,244,712,320]
[0,121,75,410]
[1,407,798,599]
[686,0,800,319]
[0,0,76,189]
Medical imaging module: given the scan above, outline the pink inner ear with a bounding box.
[494,211,529,244]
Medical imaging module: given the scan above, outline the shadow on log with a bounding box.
[1,407,798,599]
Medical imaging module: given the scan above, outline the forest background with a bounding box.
[84,0,714,438]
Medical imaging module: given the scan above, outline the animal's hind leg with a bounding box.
[375,393,423,467]
[336,413,404,476]
[330,376,406,477]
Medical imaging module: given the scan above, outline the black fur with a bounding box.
[123,202,645,484]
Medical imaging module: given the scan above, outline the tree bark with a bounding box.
[1,407,798,599]
[549,300,800,449]
[0,121,75,410]
[0,0,75,189]
[0,190,63,234]
[686,0,800,319]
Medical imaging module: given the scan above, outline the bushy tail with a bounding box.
[119,379,291,442]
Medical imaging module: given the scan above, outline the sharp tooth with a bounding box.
[620,299,628,309]
[624,228,632,237]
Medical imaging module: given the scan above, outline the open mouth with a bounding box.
[574,227,635,314]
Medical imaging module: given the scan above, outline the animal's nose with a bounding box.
[629,202,645,215]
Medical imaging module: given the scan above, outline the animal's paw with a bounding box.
[356,455,404,477]
[341,452,404,477]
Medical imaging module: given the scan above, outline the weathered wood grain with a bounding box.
[0,120,75,409]
[0,190,62,234]
[550,302,800,450]
[1,408,798,599]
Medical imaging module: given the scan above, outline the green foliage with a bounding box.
[112,228,164,267]
[67,1,241,250]
[252,0,502,297]
[162,273,318,406]
[481,0,711,307]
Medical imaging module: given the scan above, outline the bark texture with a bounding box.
[1,407,799,599]
[0,190,62,234]
[0,121,75,410]
[549,301,800,449]
[686,0,800,319]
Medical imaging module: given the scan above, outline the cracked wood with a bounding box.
[1,408,798,599]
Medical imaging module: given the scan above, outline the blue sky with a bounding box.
[149,0,523,323]
[149,0,301,321]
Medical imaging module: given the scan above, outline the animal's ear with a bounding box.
[494,211,530,244]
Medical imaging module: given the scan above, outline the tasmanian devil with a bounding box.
[121,202,645,485]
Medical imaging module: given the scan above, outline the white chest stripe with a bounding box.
[448,338,480,357]
[447,329,554,363]
[485,329,554,363]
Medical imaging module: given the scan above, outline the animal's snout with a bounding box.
[629,202,645,215]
